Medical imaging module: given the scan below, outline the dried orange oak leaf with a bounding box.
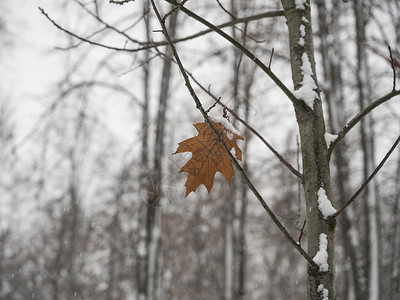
[174,120,244,197]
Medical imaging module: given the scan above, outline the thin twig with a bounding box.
[149,0,316,268]
[56,9,149,51]
[39,7,133,52]
[366,43,400,69]
[298,219,306,245]
[216,0,236,19]
[388,45,397,91]
[333,135,400,218]
[205,97,221,114]
[74,0,145,46]
[328,89,400,157]
[109,0,134,5]
[163,0,189,21]
[268,48,274,69]
[187,72,302,179]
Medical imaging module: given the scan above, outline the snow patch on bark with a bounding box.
[298,24,306,46]
[300,24,306,37]
[317,284,329,300]
[302,16,309,23]
[317,187,336,219]
[293,53,317,109]
[313,233,329,272]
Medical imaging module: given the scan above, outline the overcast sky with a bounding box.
[3,1,62,142]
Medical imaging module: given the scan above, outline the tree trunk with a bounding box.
[353,1,380,299]
[137,3,151,299]
[280,1,336,299]
[224,4,240,298]
[315,0,366,298]
[391,152,400,299]
[139,7,178,299]
[224,200,234,300]
[237,64,254,300]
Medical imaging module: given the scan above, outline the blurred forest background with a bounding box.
[0,0,399,299]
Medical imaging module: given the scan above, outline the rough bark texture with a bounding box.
[280,1,336,299]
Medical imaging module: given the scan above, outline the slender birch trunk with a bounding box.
[315,1,366,298]
[280,1,336,299]
[391,152,400,299]
[353,1,380,299]
[137,3,151,299]
[223,3,240,298]
[144,8,178,300]
[237,65,254,299]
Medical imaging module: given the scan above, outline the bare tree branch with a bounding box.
[149,0,317,268]
[162,0,189,21]
[41,4,284,54]
[328,89,400,157]
[333,135,400,218]
[163,0,303,110]
[109,0,134,5]
[73,0,145,46]
[143,9,284,50]
[39,7,134,52]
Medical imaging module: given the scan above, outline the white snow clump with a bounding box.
[324,132,338,147]
[313,233,329,272]
[293,52,318,109]
[211,115,241,139]
[317,187,336,219]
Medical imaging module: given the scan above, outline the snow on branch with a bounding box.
[210,115,241,139]
[324,133,338,147]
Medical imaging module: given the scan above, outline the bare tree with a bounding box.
[4,1,398,299]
